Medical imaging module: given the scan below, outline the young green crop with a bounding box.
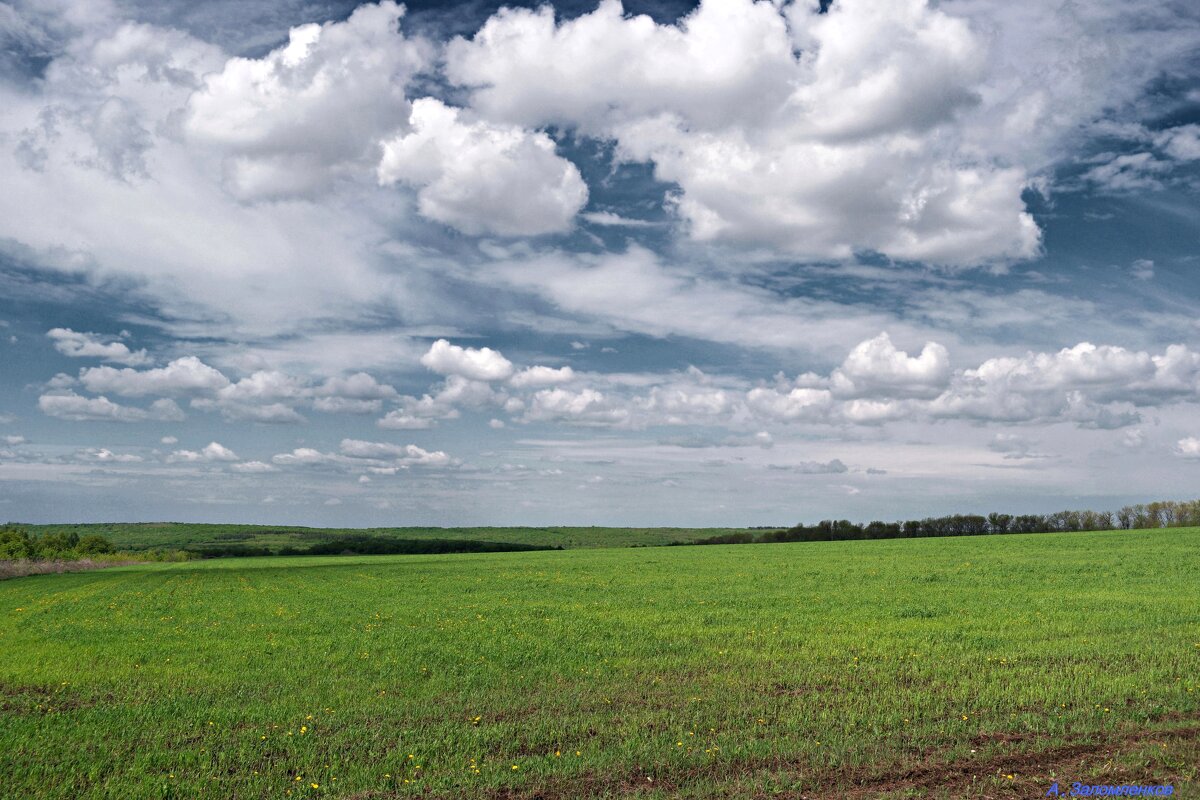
[1,528,1197,798]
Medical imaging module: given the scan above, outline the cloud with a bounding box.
[75,447,143,463]
[1176,437,1200,459]
[215,370,305,403]
[830,332,950,398]
[313,372,398,400]
[922,341,1200,426]
[969,343,1156,393]
[767,459,848,475]
[487,245,927,353]
[47,328,150,365]
[271,440,454,468]
[38,391,184,422]
[375,371,503,429]
[987,433,1050,460]
[271,447,331,466]
[1156,124,1200,161]
[191,400,306,424]
[637,383,733,422]
[360,332,1200,435]
[230,460,277,473]
[523,387,629,426]
[745,387,833,422]
[3,436,27,446]
[837,398,913,425]
[376,411,437,430]
[184,1,431,200]
[69,357,422,423]
[0,5,408,343]
[338,438,452,466]
[312,397,383,414]
[420,339,514,381]
[447,0,1039,266]
[659,431,773,449]
[581,211,659,228]
[80,356,230,397]
[378,98,587,236]
[1083,152,1171,193]
[1131,259,1155,281]
[509,365,576,388]
[168,441,239,462]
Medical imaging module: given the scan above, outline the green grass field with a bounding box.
[2,528,1198,798]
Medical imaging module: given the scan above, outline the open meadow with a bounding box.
[2,528,1198,799]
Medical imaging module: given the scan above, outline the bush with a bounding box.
[0,526,117,561]
[0,526,36,559]
[76,535,115,555]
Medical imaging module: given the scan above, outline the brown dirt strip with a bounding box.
[828,723,1199,799]
[398,716,1198,800]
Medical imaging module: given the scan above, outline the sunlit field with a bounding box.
[2,528,1197,799]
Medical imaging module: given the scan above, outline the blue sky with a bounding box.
[1,0,1198,526]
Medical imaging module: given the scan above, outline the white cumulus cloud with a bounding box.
[419,339,514,381]
[447,0,1040,265]
[38,391,184,423]
[80,356,230,397]
[47,328,150,365]
[830,333,951,398]
[185,1,431,200]
[378,98,587,236]
[168,441,239,462]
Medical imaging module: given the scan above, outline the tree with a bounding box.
[76,535,114,555]
[0,526,35,559]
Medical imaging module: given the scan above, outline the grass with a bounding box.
[1,527,1197,799]
[22,522,759,552]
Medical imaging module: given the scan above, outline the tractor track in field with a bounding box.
[380,715,1200,799]
[824,721,1200,799]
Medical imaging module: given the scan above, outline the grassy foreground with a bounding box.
[1,529,1197,799]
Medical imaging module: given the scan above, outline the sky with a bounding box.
[0,0,1198,527]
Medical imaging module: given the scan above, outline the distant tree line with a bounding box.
[684,498,1200,546]
[188,535,562,559]
[0,526,116,560]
